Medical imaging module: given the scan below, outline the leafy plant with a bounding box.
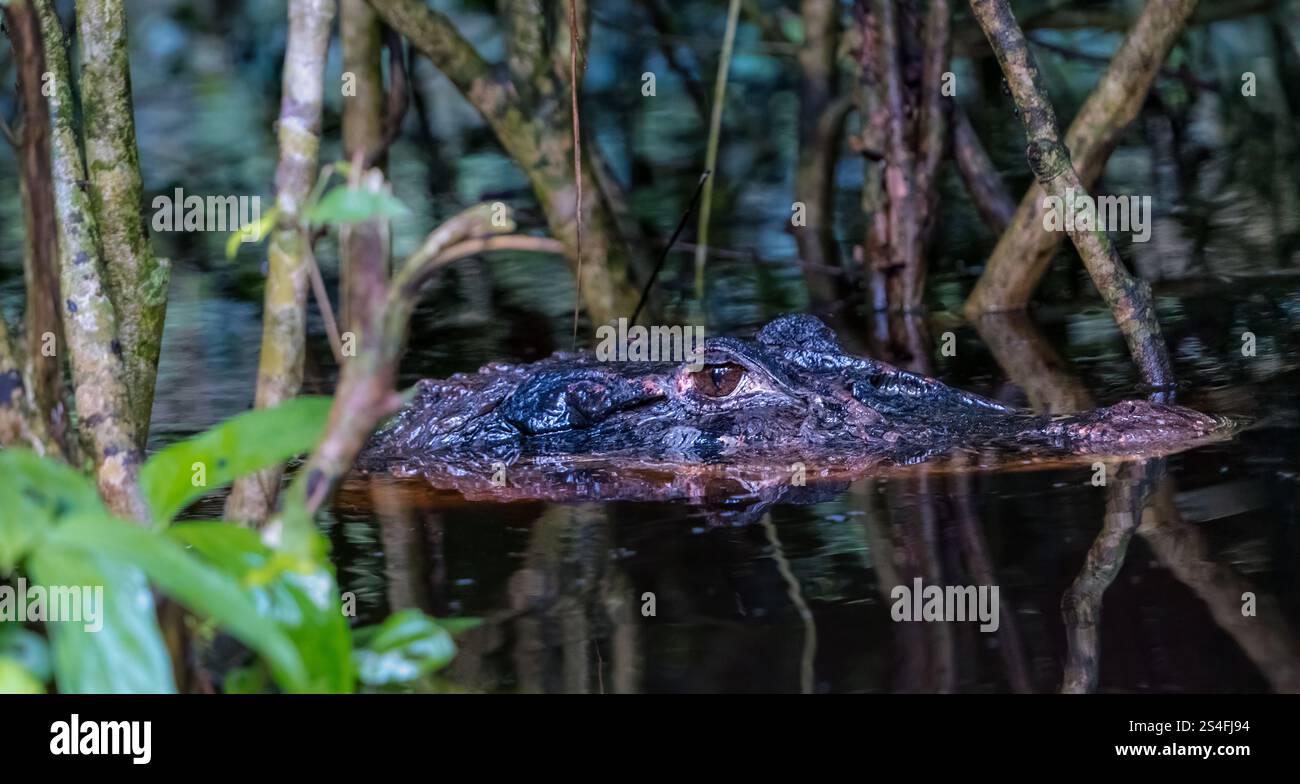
[0,398,462,694]
[224,204,280,259]
[353,610,470,688]
[0,627,49,694]
[139,395,333,525]
[305,186,409,227]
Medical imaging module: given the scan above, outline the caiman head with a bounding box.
[360,314,1226,473]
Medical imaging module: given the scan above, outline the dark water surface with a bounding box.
[158,273,1300,693]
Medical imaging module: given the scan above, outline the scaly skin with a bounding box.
[359,315,1229,487]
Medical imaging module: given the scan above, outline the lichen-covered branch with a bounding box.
[503,0,548,101]
[965,0,1198,315]
[36,0,146,519]
[370,0,647,324]
[77,0,170,441]
[226,0,335,524]
[965,0,1174,391]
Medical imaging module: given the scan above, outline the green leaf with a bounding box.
[225,204,278,259]
[222,664,270,694]
[47,516,310,692]
[353,609,458,687]
[305,186,408,227]
[0,626,51,683]
[139,396,333,524]
[0,657,44,694]
[0,448,104,571]
[170,523,354,692]
[28,543,176,694]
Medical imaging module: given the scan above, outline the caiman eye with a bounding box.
[691,363,745,398]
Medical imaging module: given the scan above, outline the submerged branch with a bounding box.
[965,0,1175,392]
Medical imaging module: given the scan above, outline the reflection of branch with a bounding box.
[975,302,1299,693]
[972,312,1094,413]
[761,513,817,694]
[1060,458,1163,694]
[507,504,615,693]
[950,465,1032,692]
[1140,484,1300,693]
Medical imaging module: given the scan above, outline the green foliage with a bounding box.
[49,516,312,691]
[28,545,177,693]
[352,609,463,687]
[0,401,464,694]
[139,396,333,525]
[170,523,354,692]
[225,204,279,259]
[0,626,50,681]
[0,627,49,693]
[305,186,409,227]
[0,658,43,694]
[0,450,105,572]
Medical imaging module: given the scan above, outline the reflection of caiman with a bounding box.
[359,315,1228,482]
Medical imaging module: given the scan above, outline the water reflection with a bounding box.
[326,289,1300,694]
